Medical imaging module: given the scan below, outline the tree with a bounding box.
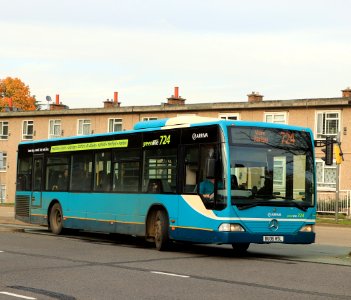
[0,77,36,111]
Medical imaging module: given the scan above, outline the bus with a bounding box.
[15,116,316,252]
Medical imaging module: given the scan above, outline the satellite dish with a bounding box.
[46,96,52,102]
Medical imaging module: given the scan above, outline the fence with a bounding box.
[317,190,351,216]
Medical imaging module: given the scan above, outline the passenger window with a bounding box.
[45,155,69,191]
[94,152,111,192]
[17,157,32,191]
[113,149,140,193]
[70,153,93,191]
[143,148,177,193]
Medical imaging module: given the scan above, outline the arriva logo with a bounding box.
[268,212,281,217]
[192,133,208,140]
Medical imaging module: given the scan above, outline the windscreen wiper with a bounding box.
[236,203,259,210]
[236,201,271,210]
[286,201,308,212]
[236,198,308,212]
[268,196,308,212]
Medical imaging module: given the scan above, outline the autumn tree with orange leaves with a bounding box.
[0,77,37,111]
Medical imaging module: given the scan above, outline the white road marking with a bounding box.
[0,251,4,253]
[0,292,36,299]
[151,271,190,278]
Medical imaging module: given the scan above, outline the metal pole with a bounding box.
[335,163,339,222]
[335,133,340,222]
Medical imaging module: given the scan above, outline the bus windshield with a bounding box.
[228,126,315,210]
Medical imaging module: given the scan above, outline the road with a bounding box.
[0,228,350,300]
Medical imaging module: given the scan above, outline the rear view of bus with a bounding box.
[224,124,315,251]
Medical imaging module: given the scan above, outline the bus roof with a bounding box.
[133,116,220,130]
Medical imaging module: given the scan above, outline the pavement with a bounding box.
[0,205,29,226]
[1,206,351,248]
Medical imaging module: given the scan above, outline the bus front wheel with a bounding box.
[154,210,169,251]
[49,203,64,235]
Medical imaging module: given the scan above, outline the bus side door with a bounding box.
[31,155,44,208]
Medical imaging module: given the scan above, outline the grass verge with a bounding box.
[317,214,351,226]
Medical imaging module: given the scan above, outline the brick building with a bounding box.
[1,87,350,205]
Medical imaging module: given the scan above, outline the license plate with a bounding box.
[263,236,284,242]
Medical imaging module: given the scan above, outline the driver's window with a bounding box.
[184,147,199,193]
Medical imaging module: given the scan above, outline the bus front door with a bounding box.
[31,156,44,208]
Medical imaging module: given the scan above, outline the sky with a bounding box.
[1,0,351,109]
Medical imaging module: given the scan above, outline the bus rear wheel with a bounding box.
[49,203,64,235]
[231,242,250,254]
[154,210,169,251]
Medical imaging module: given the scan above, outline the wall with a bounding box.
[1,97,351,203]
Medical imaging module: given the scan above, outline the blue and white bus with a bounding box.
[15,116,316,251]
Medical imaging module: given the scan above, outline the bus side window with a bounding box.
[17,157,32,191]
[94,152,111,192]
[147,179,162,193]
[143,148,177,193]
[112,149,141,193]
[71,153,93,191]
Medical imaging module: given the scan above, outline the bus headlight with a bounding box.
[299,224,315,232]
[218,223,245,232]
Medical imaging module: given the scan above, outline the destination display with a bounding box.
[229,127,312,149]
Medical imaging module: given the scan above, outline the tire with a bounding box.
[154,210,170,251]
[49,203,64,235]
[231,242,250,254]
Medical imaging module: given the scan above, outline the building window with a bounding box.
[0,184,6,203]
[273,157,286,188]
[264,112,287,124]
[316,111,340,139]
[49,120,61,139]
[22,120,34,140]
[219,113,240,120]
[77,119,91,135]
[108,118,122,132]
[0,152,7,172]
[0,121,9,139]
[142,117,158,121]
[316,159,336,191]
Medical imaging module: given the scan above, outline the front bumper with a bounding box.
[172,228,315,245]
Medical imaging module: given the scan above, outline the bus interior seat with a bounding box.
[231,175,238,189]
[97,172,110,191]
[147,179,162,193]
[184,184,197,193]
[161,180,172,193]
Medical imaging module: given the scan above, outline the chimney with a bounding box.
[174,86,179,98]
[247,91,263,103]
[166,86,185,105]
[50,94,69,110]
[103,91,121,108]
[342,87,351,98]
